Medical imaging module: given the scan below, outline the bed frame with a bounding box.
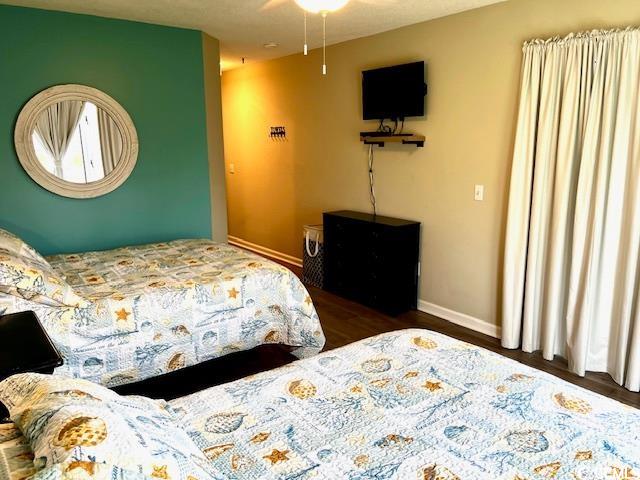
[112,344,296,400]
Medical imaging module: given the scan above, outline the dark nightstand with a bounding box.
[0,311,63,421]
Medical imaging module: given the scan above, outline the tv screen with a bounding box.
[362,61,426,121]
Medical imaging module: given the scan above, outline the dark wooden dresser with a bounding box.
[323,210,420,316]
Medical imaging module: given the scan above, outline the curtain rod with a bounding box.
[523,26,640,48]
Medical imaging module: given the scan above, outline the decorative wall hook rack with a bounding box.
[270,126,286,139]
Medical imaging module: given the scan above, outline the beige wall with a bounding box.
[221,0,640,327]
[202,33,229,242]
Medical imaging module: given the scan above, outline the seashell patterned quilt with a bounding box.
[0,239,325,387]
[167,329,640,479]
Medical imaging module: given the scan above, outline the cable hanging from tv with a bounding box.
[373,117,406,136]
[368,144,377,216]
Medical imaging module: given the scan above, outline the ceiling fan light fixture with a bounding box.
[295,0,349,76]
[294,0,349,14]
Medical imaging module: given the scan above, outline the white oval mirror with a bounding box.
[15,85,138,198]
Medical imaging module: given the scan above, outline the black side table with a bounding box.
[0,311,63,421]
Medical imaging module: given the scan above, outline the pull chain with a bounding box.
[303,12,308,55]
[322,12,327,75]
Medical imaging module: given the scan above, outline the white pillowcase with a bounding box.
[0,228,50,267]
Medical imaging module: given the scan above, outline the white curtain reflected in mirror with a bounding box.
[31,101,124,184]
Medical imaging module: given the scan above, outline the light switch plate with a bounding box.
[474,184,484,201]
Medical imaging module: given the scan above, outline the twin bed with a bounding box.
[0,231,324,387]
[1,329,638,479]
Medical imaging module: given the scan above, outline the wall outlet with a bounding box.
[474,184,484,201]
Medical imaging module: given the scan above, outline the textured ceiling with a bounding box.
[1,0,507,69]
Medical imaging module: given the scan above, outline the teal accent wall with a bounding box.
[0,6,212,255]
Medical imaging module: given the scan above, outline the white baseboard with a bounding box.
[227,236,501,339]
[418,300,501,339]
[228,235,303,268]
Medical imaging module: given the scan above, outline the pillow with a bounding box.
[0,422,39,480]
[0,228,49,266]
[29,462,153,480]
[0,250,86,308]
[0,374,220,480]
[0,423,151,480]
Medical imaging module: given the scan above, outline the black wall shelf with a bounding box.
[360,134,425,148]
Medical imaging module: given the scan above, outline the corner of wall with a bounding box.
[202,32,229,243]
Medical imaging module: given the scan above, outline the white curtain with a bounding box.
[503,28,640,392]
[34,100,85,177]
[97,108,123,176]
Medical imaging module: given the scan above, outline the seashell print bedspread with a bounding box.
[1,240,324,387]
[168,329,640,480]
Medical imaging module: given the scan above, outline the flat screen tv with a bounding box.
[362,61,426,121]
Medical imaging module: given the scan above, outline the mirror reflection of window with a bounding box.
[32,101,108,184]
[16,84,137,199]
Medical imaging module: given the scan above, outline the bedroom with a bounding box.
[0,0,639,479]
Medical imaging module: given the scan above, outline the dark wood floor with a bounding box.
[118,258,639,408]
